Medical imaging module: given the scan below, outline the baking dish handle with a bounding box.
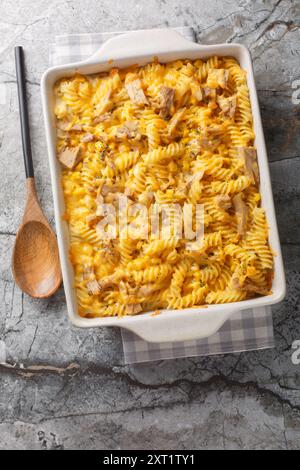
[81,28,201,64]
[122,307,240,343]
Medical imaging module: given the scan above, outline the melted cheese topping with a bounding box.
[55,57,273,317]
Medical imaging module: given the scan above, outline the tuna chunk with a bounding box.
[215,195,232,210]
[81,133,94,143]
[159,86,175,119]
[193,85,203,101]
[206,69,229,89]
[167,107,186,136]
[69,123,83,131]
[82,265,94,280]
[238,147,260,185]
[232,193,248,236]
[217,95,237,118]
[116,121,140,139]
[97,274,119,292]
[185,170,204,189]
[86,214,103,228]
[125,303,143,315]
[93,113,111,124]
[202,87,217,99]
[138,284,160,296]
[232,277,271,296]
[86,280,101,295]
[125,77,148,105]
[58,146,82,169]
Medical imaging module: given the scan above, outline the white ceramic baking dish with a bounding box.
[41,28,286,343]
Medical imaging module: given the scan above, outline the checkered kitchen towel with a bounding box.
[50,27,275,364]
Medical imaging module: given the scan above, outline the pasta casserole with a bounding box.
[54,56,274,317]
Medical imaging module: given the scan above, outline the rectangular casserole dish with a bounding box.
[41,28,286,343]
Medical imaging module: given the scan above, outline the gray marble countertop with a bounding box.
[0,0,299,450]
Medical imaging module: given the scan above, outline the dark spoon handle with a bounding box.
[14,46,34,178]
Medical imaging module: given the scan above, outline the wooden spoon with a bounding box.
[12,46,62,298]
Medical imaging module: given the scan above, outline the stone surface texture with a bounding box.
[0,0,299,450]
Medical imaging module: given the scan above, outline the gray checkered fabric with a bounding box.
[122,307,274,363]
[50,27,195,65]
[50,27,275,364]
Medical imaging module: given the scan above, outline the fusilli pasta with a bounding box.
[55,56,273,317]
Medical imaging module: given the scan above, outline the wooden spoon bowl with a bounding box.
[12,179,62,298]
